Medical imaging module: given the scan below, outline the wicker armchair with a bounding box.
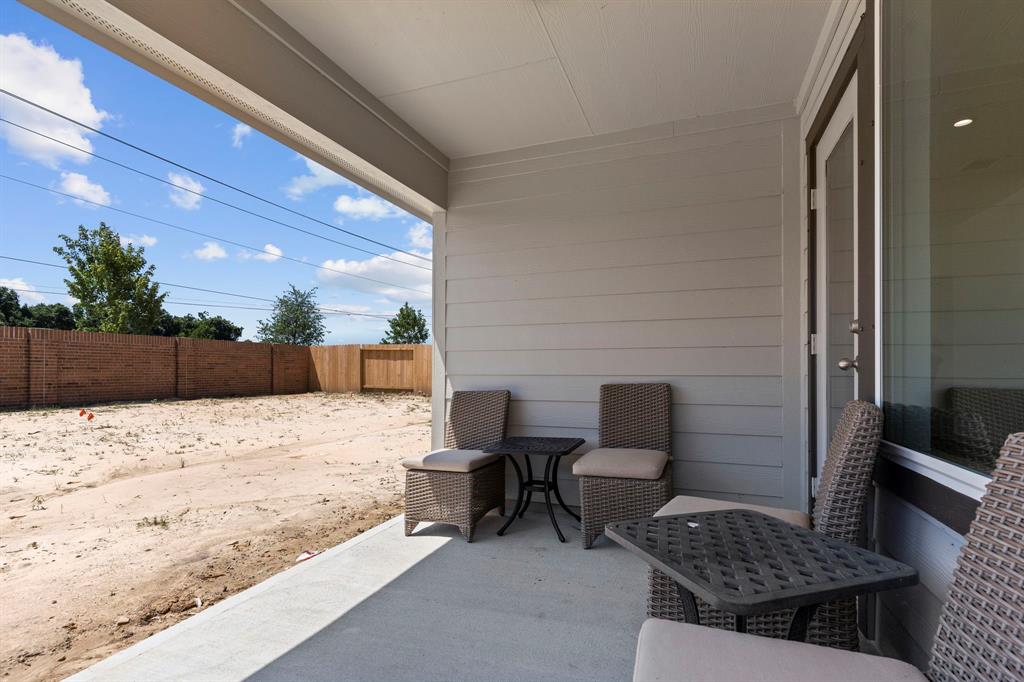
[648,399,883,650]
[632,432,1024,682]
[402,390,509,542]
[573,383,673,549]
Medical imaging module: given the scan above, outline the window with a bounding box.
[882,0,1024,475]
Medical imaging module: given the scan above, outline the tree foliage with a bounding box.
[0,287,75,329]
[0,286,23,326]
[381,302,429,344]
[256,285,326,345]
[23,302,76,330]
[154,310,243,341]
[53,223,166,334]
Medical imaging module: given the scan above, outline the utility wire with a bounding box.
[0,118,429,271]
[0,255,427,319]
[0,175,429,295]
[0,88,432,262]
[4,285,388,317]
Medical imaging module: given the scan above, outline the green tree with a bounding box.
[153,310,243,340]
[23,302,75,330]
[53,223,166,334]
[0,286,25,326]
[180,311,243,341]
[381,302,429,344]
[0,288,75,329]
[256,285,326,345]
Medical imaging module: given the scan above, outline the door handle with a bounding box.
[837,358,858,371]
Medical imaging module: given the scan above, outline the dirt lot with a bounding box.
[0,392,431,681]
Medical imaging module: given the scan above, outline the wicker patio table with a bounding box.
[606,509,918,641]
[484,436,585,542]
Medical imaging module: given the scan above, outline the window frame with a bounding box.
[872,0,995,507]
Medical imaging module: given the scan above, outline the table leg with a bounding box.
[543,456,566,543]
[497,455,526,537]
[550,456,581,522]
[519,455,534,518]
[674,583,701,625]
[786,604,819,641]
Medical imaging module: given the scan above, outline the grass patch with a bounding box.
[137,516,170,530]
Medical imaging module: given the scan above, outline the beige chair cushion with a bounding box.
[634,619,926,682]
[655,494,810,528]
[571,448,668,480]
[401,449,499,473]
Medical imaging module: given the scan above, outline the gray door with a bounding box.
[814,78,859,480]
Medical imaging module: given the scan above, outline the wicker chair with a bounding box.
[573,383,673,549]
[948,387,1024,470]
[648,399,883,650]
[402,390,509,542]
[632,432,1024,682]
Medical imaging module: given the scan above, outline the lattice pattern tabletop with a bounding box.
[606,509,918,617]
[484,437,585,457]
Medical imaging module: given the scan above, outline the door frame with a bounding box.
[813,78,858,472]
[805,6,876,498]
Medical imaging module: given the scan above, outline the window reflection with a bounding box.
[882,0,1024,474]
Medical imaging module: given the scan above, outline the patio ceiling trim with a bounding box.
[20,0,448,219]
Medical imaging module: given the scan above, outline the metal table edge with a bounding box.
[604,512,920,616]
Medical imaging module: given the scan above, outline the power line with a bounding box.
[0,88,431,262]
[0,118,429,272]
[0,175,430,296]
[3,285,395,318]
[0,255,428,319]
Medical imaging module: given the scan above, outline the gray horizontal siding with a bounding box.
[448,375,783,406]
[446,317,782,352]
[443,108,803,506]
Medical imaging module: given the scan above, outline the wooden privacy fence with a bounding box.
[309,344,431,395]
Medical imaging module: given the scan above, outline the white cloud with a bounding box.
[333,194,404,220]
[284,157,348,200]
[318,249,431,302]
[193,241,226,260]
[240,243,283,262]
[408,221,432,249]
[167,172,205,210]
[0,34,109,168]
[58,171,111,206]
[0,277,45,303]
[231,123,252,148]
[119,233,157,248]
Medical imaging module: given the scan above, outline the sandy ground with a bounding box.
[0,392,431,681]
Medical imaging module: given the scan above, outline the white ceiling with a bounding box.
[265,0,833,160]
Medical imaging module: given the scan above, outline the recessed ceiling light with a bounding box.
[953,118,974,128]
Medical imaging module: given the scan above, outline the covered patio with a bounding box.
[19,0,1023,679]
[69,510,644,682]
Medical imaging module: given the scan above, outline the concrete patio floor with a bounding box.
[69,508,648,681]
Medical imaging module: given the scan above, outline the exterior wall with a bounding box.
[19,328,177,407]
[442,104,806,510]
[272,344,312,395]
[0,328,312,408]
[0,327,31,409]
[176,337,272,399]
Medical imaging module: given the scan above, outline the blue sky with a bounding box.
[0,0,431,343]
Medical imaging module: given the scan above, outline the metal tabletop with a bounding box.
[605,509,918,640]
[484,436,585,542]
[484,436,586,457]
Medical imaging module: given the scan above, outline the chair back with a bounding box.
[443,390,510,450]
[948,387,1024,468]
[598,383,672,455]
[811,400,883,542]
[928,432,1024,681]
